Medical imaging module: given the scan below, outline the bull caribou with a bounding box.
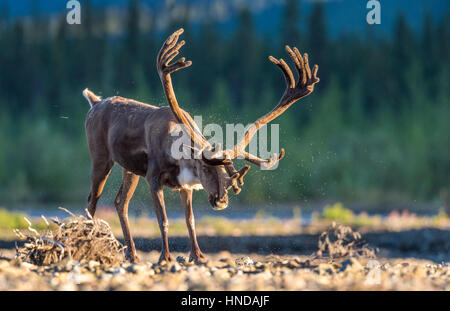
[83,29,319,263]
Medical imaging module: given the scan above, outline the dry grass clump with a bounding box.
[14,208,125,265]
[315,222,376,260]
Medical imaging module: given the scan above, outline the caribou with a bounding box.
[83,29,319,263]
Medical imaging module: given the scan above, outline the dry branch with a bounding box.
[314,222,376,260]
[14,208,125,265]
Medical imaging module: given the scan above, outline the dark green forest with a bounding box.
[0,1,449,208]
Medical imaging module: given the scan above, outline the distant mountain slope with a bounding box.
[2,0,449,37]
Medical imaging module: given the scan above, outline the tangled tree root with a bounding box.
[315,222,376,260]
[14,208,125,266]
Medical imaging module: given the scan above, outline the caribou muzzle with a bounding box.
[209,193,229,211]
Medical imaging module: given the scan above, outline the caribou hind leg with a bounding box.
[87,159,113,217]
[114,169,140,262]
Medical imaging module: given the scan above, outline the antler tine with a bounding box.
[285,45,304,84]
[236,165,251,185]
[164,28,184,51]
[285,46,319,87]
[268,56,295,89]
[158,29,183,64]
[240,149,285,170]
[167,57,193,74]
[162,41,185,66]
[312,64,320,84]
[157,29,193,77]
[225,46,319,168]
[157,29,209,150]
[293,47,307,84]
[224,165,251,194]
[303,53,312,81]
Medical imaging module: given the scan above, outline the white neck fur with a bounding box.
[177,166,203,190]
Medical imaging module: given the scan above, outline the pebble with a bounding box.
[126,264,146,274]
[170,263,182,273]
[235,256,254,266]
[109,267,125,275]
[88,261,100,271]
[340,258,363,272]
[224,258,236,267]
[288,260,300,268]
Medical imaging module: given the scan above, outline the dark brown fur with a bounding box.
[85,95,232,263]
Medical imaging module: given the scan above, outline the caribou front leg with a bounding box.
[180,189,207,264]
[149,177,173,263]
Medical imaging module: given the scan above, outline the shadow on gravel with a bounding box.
[2,228,449,262]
